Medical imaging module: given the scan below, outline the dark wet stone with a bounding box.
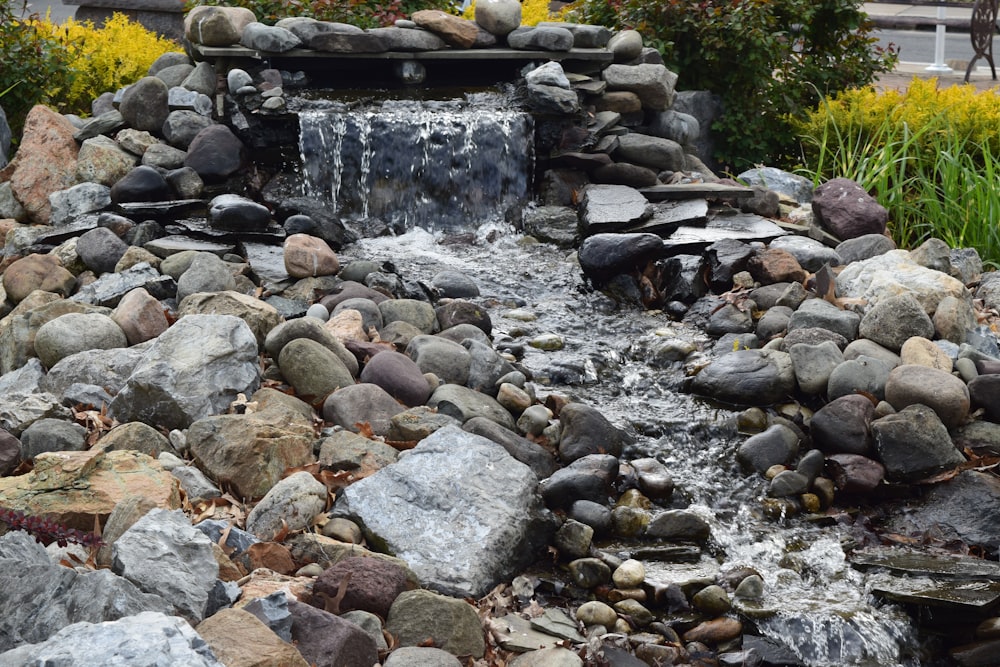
[872,404,965,483]
[538,454,618,509]
[736,424,800,474]
[688,349,796,407]
[810,394,875,456]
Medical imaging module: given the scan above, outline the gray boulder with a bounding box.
[334,425,554,598]
[871,404,965,482]
[602,63,677,111]
[385,589,485,658]
[558,402,632,463]
[323,383,407,436]
[240,22,302,52]
[858,293,935,352]
[108,314,260,430]
[688,349,796,406]
[787,298,860,342]
[613,133,685,172]
[245,470,327,541]
[120,77,170,135]
[48,182,111,226]
[427,383,516,430]
[176,252,237,302]
[736,423,800,474]
[837,249,969,314]
[507,26,574,51]
[112,508,219,623]
[75,226,129,274]
[884,364,970,428]
[34,312,128,369]
[810,394,875,456]
[0,532,173,653]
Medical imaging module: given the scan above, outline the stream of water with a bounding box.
[338,225,924,666]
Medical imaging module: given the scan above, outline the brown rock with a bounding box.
[812,177,888,240]
[235,569,314,607]
[2,255,77,303]
[186,404,316,500]
[287,598,380,667]
[682,617,743,644]
[8,105,80,224]
[411,10,480,48]
[112,287,170,345]
[0,449,181,532]
[197,608,310,667]
[324,309,368,343]
[211,541,246,582]
[284,533,420,586]
[246,542,298,575]
[899,336,952,372]
[748,248,807,285]
[283,233,339,279]
[177,290,283,348]
[594,91,642,114]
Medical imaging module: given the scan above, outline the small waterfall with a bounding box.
[297,93,533,232]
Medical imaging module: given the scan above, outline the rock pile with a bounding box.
[0,4,998,667]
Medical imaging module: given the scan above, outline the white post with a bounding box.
[926,4,954,73]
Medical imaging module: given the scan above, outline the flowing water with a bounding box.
[295,96,925,665]
[297,92,533,232]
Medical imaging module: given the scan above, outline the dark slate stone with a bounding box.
[968,373,1000,423]
[578,232,663,286]
[110,166,172,204]
[538,453,619,508]
[558,402,633,463]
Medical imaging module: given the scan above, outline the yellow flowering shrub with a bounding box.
[461,0,561,26]
[794,78,1000,165]
[30,12,181,116]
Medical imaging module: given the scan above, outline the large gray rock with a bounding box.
[787,298,860,342]
[385,589,486,658]
[112,508,219,623]
[120,77,170,135]
[871,404,965,482]
[245,470,327,541]
[580,184,651,232]
[75,136,137,187]
[33,312,128,369]
[688,349,796,406]
[578,233,662,286]
[613,133,685,172]
[558,402,632,463]
[240,22,302,52]
[810,394,875,456]
[426,383,515,430]
[176,252,238,302]
[0,532,174,653]
[837,250,970,314]
[48,182,112,226]
[602,63,677,111]
[0,611,223,667]
[858,293,935,352]
[334,425,554,597]
[108,314,260,430]
[474,0,521,36]
[884,364,970,428]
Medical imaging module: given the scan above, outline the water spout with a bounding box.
[298,93,533,232]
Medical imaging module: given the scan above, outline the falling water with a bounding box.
[339,226,925,666]
[297,93,533,232]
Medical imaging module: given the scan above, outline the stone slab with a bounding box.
[662,212,787,251]
[190,44,613,64]
[640,182,756,202]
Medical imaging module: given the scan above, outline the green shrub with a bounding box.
[564,0,897,172]
[188,0,457,28]
[0,0,76,145]
[795,78,1000,267]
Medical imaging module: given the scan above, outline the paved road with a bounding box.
[18,0,75,22]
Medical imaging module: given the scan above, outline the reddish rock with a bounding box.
[0,449,181,532]
[287,598,380,667]
[245,542,298,576]
[112,287,170,345]
[682,617,743,644]
[812,177,888,240]
[312,556,412,618]
[197,608,310,667]
[8,105,80,224]
[826,453,886,494]
[411,10,480,48]
[1,254,77,304]
[747,248,807,285]
[283,233,340,279]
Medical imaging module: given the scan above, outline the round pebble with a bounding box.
[612,558,646,589]
[306,303,330,321]
[576,600,618,630]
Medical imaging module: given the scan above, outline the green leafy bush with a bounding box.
[0,0,76,145]
[565,0,898,172]
[188,0,457,28]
